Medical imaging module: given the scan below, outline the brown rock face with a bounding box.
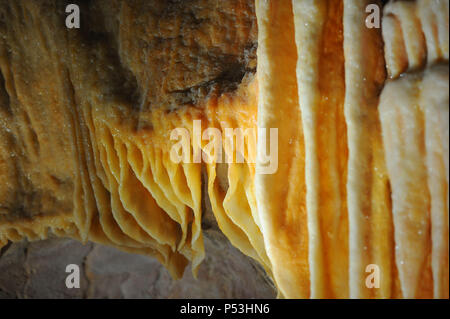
[2,0,447,300]
[0,0,257,223]
[0,0,273,298]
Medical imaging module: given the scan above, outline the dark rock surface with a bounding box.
[0,230,276,299]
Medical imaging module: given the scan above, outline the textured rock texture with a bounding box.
[0,232,275,299]
[0,0,275,298]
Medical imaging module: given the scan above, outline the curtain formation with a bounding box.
[0,0,448,298]
[255,0,448,298]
